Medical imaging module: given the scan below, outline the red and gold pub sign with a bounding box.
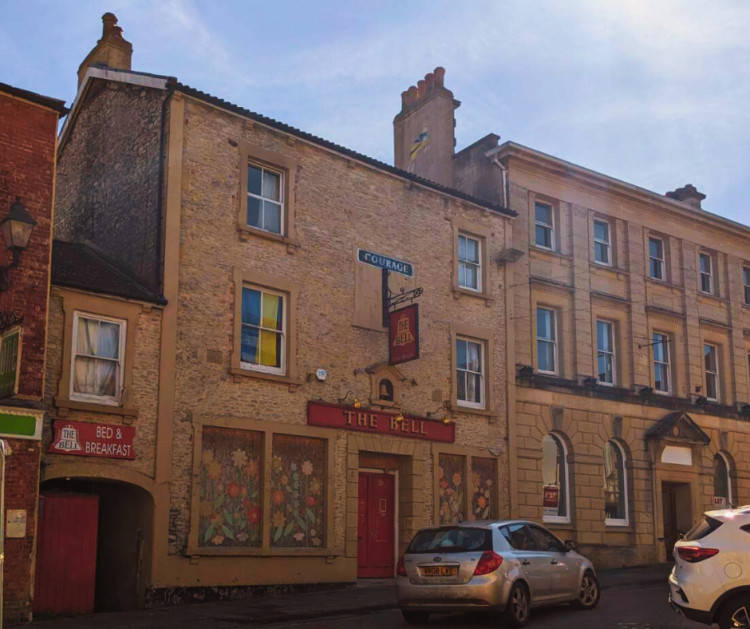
[308,401,454,443]
[388,304,419,365]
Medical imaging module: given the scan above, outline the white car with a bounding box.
[669,506,750,628]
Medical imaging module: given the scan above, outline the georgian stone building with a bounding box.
[396,67,750,568]
[41,14,514,612]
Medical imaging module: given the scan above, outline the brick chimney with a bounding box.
[665,184,706,210]
[77,13,133,88]
[393,67,460,187]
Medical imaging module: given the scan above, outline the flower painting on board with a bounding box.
[438,453,465,524]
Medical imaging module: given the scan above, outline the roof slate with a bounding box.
[51,240,166,305]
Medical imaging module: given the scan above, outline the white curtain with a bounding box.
[74,318,119,397]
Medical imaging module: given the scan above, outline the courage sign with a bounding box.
[357,249,414,277]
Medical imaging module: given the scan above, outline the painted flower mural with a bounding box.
[199,427,262,548]
[270,434,326,548]
[471,457,497,520]
[438,454,465,523]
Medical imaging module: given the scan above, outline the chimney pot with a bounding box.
[434,67,446,87]
[425,72,435,92]
[417,80,426,100]
[665,184,706,210]
[77,12,133,89]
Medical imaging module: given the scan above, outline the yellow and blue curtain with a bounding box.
[241,287,283,368]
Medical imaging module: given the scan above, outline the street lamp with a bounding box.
[0,197,36,292]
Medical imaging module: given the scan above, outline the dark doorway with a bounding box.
[357,471,395,578]
[661,481,692,561]
[37,478,153,613]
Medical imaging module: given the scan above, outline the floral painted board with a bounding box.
[470,457,497,520]
[270,434,326,548]
[438,453,466,524]
[199,427,263,548]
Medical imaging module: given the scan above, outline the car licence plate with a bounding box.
[421,565,458,577]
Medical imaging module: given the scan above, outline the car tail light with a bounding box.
[677,546,719,563]
[473,551,504,575]
[397,556,407,577]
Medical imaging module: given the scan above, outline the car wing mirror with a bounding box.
[564,540,577,552]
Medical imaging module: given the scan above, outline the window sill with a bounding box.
[451,286,494,306]
[55,397,138,420]
[589,262,629,278]
[186,546,339,558]
[238,225,301,251]
[229,367,302,390]
[645,277,681,290]
[449,404,499,419]
[697,292,728,305]
[604,521,632,530]
[529,246,572,261]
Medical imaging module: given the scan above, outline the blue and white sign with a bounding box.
[357,249,414,277]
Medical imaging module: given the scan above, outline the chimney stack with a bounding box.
[393,67,460,187]
[77,13,133,89]
[665,184,706,210]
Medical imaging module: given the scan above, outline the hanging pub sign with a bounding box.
[389,304,419,365]
[308,401,454,443]
[48,420,136,460]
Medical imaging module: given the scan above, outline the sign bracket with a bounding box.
[381,269,424,327]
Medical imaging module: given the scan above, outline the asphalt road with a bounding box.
[272,583,706,629]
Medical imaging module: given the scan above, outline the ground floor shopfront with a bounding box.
[511,385,750,569]
[36,401,507,612]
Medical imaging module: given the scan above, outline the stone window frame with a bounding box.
[187,416,336,557]
[531,284,573,379]
[230,267,300,386]
[430,443,500,524]
[591,298,629,389]
[713,451,734,506]
[702,341,721,402]
[647,313,685,398]
[0,325,22,397]
[533,199,556,251]
[535,306,558,376]
[742,265,750,306]
[70,310,127,406]
[451,218,492,303]
[595,318,617,387]
[542,432,571,525]
[603,439,630,527]
[651,330,672,395]
[647,234,667,282]
[54,288,142,419]
[237,142,299,248]
[592,216,613,267]
[450,322,495,416]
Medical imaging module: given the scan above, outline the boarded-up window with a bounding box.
[199,427,263,548]
[0,329,20,397]
[471,457,497,520]
[438,454,466,524]
[270,434,326,548]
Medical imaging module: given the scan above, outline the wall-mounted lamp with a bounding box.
[394,407,404,423]
[338,391,361,408]
[0,197,36,292]
[517,365,534,379]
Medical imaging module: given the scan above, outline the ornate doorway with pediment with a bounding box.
[646,411,710,562]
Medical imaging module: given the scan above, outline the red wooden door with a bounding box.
[357,472,395,578]
[34,493,99,615]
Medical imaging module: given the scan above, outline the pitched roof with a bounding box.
[173,82,515,218]
[0,81,68,114]
[644,411,711,445]
[51,240,166,305]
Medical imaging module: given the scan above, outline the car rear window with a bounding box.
[406,527,492,554]
[683,516,723,541]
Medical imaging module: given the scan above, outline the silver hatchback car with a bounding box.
[397,520,600,627]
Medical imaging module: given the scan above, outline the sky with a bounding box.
[2,0,749,226]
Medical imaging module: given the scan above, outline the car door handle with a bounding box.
[521,560,531,566]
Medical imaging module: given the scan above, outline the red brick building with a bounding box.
[0,82,66,623]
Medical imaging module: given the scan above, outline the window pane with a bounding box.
[460,262,478,289]
[655,364,668,392]
[701,274,712,293]
[467,373,481,403]
[535,203,551,225]
[247,196,261,228]
[538,340,555,373]
[597,321,612,351]
[270,434,326,548]
[604,442,626,521]
[456,370,466,401]
[598,354,613,383]
[97,322,120,359]
[199,427,263,548]
[456,339,467,371]
[713,455,729,500]
[542,434,567,518]
[650,258,662,279]
[0,331,19,396]
[263,201,282,234]
[537,308,553,339]
[535,225,551,248]
[700,254,710,274]
[704,345,716,371]
[464,238,479,263]
[594,221,609,242]
[241,326,259,364]
[653,334,666,362]
[706,374,717,400]
[242,288,261,326]
[438,454,466,523]
[248,165,262,195]
[466,341,481,372]
[649,238,662,259]
[262,170,281,201]
[595,241,609,264]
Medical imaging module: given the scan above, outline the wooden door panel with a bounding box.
[34,493,99,615]
[357,474,369,571]
[357,472,395,578]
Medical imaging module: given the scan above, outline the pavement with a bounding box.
[17,563,674,629]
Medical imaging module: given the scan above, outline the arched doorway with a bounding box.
[34,478,153,615]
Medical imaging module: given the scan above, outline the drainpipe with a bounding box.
[484,147,508,209]
[0,439,12,629]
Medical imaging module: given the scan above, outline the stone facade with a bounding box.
[0,84,66,622]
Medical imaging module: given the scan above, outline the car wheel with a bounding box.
[717,595,750,629]
[572,570,600,610]
[503,582,530,628]
[401,610,430,625]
